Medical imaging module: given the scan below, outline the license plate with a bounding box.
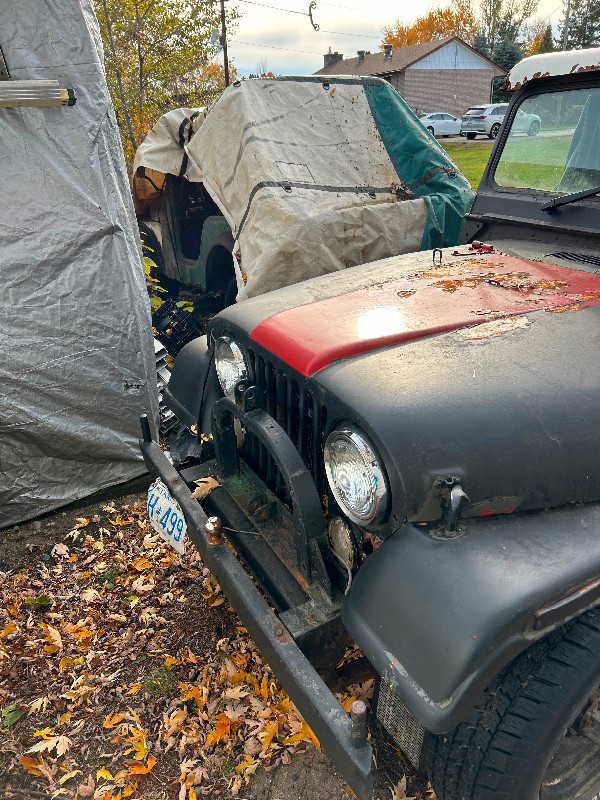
[147,479,187,554]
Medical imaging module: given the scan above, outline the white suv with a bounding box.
[461,102,542,139]
[461,103,509,139]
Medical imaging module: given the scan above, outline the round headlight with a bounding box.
[324,424,388,525]
[214,336,247,395]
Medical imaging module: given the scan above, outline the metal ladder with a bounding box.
[0,43,76,107]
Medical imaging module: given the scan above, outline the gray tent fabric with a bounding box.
[0,0,159,528]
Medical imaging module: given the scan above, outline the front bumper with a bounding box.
[139,401,374,800]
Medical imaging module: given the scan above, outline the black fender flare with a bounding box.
[342,501,600,733]
[163,335,222,435]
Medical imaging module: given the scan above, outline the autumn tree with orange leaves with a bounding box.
[94,0,239,164]
[382,0,479,48]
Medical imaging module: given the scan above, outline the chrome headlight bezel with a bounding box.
[214,335,248,396]
[324,423,389,526]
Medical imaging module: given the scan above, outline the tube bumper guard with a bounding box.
[139,412,373,800]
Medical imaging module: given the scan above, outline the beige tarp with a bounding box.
[184,78,430,300]
[132,107,205,213]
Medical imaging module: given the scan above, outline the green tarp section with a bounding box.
[364,79,474,250]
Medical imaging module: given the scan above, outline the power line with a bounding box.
[235,0,309,14]
[233,0,383,37]
[319,28,381,38]
[319,0,385,15]
[231,38,323,53]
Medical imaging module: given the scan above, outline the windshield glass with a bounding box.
[495,87,600,194]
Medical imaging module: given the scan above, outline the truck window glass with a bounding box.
[495,87,600,194]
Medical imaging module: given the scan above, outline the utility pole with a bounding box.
[220,0,230,87]
[562,0,571,50]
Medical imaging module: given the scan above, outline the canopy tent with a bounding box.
[0,0,158,528]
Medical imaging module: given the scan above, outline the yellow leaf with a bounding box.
[259,720,278,750]
[122,782,137,797]
[0,623,17,638]
[97,766,114,780]
[59,712,74,726]
[189,788,197,800]
[34,727,56,740]
[235,754,254,772]
[128,596,140,609]
[126,683,142,695]
[39,622,62,653]
[164,655,180,669]
[131,556,152,572]
[59,655,84,672]
[281,722,320,749]
[260,674,268,701]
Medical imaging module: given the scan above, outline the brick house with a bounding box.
[314,36,506,119]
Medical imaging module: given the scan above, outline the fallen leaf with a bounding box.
[97,767,114,781]
[77,773,95,797]
[190,476,220,500]
[125,755,156,774]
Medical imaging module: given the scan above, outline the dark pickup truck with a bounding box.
[140,47,600,800]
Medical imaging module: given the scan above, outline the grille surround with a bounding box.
[243,347,328,505]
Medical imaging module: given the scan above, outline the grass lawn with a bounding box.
[441,140,494,191]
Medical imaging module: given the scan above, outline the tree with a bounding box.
[94,0,238,163]
[539,25,556,51]
[478,0,539,54]
[472,30,491,56]
[382,0,478,48]
[493,37,523,70]
[557,0,600,49]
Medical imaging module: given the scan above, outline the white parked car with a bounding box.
[419,112,462,137]
[461,102,541,139]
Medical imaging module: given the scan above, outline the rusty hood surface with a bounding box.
[215,248,600,520]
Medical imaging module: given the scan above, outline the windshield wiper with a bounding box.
[541,184,600,214]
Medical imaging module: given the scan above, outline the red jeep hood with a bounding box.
[250,255,600,376]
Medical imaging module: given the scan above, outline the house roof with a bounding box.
[315,36,506,78]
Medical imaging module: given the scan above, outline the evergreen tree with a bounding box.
[492,37,524,70]
[472,30,491,57]
[557,0,600,48]
[539,24,555,51]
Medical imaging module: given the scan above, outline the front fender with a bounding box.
[163,335,222,433]
[342,502,600,733]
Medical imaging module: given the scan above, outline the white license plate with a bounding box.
[147,479,187,554]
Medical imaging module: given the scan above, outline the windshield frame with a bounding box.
[488,75,600,207]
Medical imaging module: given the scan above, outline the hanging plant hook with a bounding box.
[308,1,319,30]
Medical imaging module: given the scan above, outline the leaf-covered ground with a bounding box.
[0,498,434,800]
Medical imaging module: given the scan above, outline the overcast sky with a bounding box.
[224,0,565,77]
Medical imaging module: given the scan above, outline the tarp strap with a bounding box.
[407,166,458,191]
[178,116,191,177]
[237,181,392,236]
[178,111,201,178]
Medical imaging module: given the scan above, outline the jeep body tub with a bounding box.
[141,49,600,800]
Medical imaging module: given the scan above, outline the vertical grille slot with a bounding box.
[240,347,326,508]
